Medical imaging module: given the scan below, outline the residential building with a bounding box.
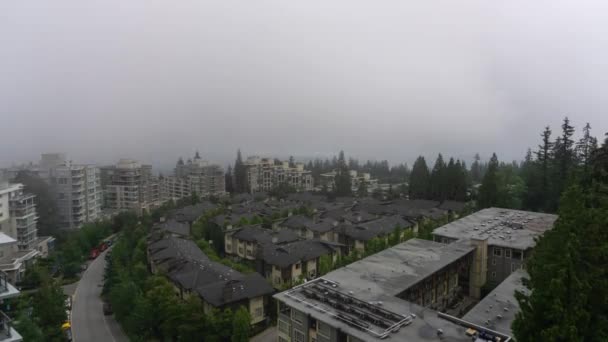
[337,215,415,254]
[0,181,41,283]
[462,269,528,336]
[225,225,300,260]
[101,159,160,215]
[274,238,509,342]
[260,239,342,289]
[318,170,379,194]
[38,153,103,229]
[432,208,557,287]
[244,157,313,193]
[161,153,226,201]
[0,269,23,341]
[147,237,274,324]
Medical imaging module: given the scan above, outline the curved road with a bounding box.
[71,248,129,342]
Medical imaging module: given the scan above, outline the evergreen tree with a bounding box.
[194,150,201,159]
[552,117,576,208]
[233,149,248,193]
[576,122,597,185]
[471,153,482,183]
[535,126,554,210]
[430,154,447,201]
[334,151,352,196]
[225,165,234,193]
[409,156,430,199]
[521,148,543,211]
[357,180,368,197]
[231,307,251,342]
[513,186,608,341]
[289,156,295,168]
[477,153,500,208]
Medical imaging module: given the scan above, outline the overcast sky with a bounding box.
[1,0,607,171]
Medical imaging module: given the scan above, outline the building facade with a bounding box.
[101,159,160,215]
[243,157,313,193]
[38,154,103,229]
[161,153,226,202]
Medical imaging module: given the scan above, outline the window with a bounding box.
[295,263,300,270]
[255,307,263,317]
[493,248,502,257]
[279,320,289,335]
[247,250,253,256]
[492,258,496,266]
[491,272,497,279]
[512,249,523,260]
[511,263,518,272]
[294,330,305,342]
[279,337,289,342]
[505,249,512,258]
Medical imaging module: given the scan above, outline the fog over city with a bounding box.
[2,0,607,170]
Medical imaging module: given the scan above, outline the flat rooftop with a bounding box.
[432,208,557,250]
[463,269,528,336]
[277,278,477,342]
[323,238,475,299]
[275,238,492,341]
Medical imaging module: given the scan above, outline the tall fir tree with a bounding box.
[233,149,248,193]
[430,154,447,201]
[471,153,482,183]
[409,156,430,199]
[334,150,352,196]
[477,153,500,208]
[536,126,554,210]
[225,165,234,193]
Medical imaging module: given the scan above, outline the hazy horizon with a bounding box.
[2,1,608,171]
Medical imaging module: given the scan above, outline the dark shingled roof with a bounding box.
[280,215,314,230]
[194,273,274,307]
[261,240,339,268]
[148,237,209,266]
[391,199,441,209]
[342,215,413,241]
[172,202,217,223]
[153,219,190,237]
[149,237,274,307]
[231,225,300,245]
[307,220,338,233]
[341,211,377,224]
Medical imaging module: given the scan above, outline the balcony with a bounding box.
[0,310,21,342]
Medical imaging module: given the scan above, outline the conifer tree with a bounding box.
[409,156,430,199]
[477,153,499,208]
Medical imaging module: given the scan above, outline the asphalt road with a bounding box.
[71,248,129,342]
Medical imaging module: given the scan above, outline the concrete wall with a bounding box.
[487,245,525,285]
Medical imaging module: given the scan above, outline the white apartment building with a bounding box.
[0,181,39,285]
[243,157,313,193]
[101,159,161,215]
[162,153,226,201]
[318,169,379,194]
[0,267,22,341]
[38,154,103,229]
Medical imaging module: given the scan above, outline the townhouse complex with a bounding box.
[274,208,556,342]
[244,157,313,193]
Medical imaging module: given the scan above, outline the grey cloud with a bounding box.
[1,0,607,170]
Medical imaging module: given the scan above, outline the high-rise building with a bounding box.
[161,153,226,202]
[0,180,39,284]
[243,157,313,193]
[100,159,161,215]
[38,154,103,229]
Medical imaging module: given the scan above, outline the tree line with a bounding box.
[511,120,608,340]
[408,154,469,201]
